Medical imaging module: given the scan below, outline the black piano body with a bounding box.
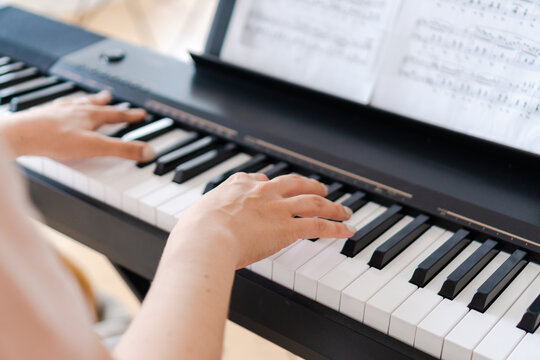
[0,4,538,360]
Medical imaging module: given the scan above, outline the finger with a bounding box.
[292,218,355,240]
[248,172,269,181]
[79,132,156,161]
[85,90,112,105]
[87,105,146,128]
[270,174,327,197]
[285,195,352,220]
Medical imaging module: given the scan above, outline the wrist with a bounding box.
[161,223,240,272]
[0,115,30,157]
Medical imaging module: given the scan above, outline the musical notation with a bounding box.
[439,0,540,26]
[373,0,540,154]
[221,0,401,104]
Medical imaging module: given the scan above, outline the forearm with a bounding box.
[114,231,237,360]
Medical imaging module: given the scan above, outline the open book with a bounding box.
[220,0,540,155]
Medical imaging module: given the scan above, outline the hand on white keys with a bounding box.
[165,173,356,269]
[0,90,155,161]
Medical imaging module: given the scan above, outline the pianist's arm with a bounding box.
[0,113,354,359]
[0,91,155,162]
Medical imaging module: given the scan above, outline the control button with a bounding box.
[100,49,126,63]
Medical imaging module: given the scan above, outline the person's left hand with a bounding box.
[0,91,156,161]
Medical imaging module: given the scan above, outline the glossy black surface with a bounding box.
[410,229,471,287]
[369,215,430,269]
[517,294,540,333]
[173,143,238,183]
[10,81,76,111]
[341,204,404,257]
[439,239,498,300]
[468,249,527,313]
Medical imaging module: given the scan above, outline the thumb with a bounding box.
[83,134,156,161]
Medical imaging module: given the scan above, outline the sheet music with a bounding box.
[221,0,402,104]
[372,0,540,154]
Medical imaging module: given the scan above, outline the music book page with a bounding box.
[372,0,540,154]
[220,0,402,104]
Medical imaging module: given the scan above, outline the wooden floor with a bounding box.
[4,0,302,358]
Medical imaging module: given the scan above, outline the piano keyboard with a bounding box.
[2,55,539,360]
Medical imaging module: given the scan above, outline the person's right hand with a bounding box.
[166,173,355,269]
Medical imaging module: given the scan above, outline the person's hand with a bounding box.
[166,173,355,269]
[0,91,155,161]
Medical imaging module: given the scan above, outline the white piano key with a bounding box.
[101,129,196,208]
[363,231,454,333]
[414,251,509,358]
[507,328,540,360]
[294,204,400,299]
[122,172,176,216]
[121,117,174,141]
[250,241,300,278]
[473,269,540,360]
[294,237,348,299]
[316,215,413,311]
[272,237,339,289]
[443,262,540,360]
[105,165,157,209]
[69,157,128,200]
[41,157,60,180]
[340,226,446,322]
[389,241,481,345]
[156,183,205,231]
[138,154,250,224]
[0,103,11,114]
[273,201,383,289]
[16,156,44,173]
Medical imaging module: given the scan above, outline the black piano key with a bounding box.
[263,161,289,179]
[439,239,498,300]
[173,143,238,184]
[517,294,540,333]
[109,113,155,138]
[10,81,76,111]
[136,131,199,168]
[326,182,346,201]
[121,117,175,142]
[0,61,24,75]
[308,174,322,181]
[0,67,39,89]
[203,154,269,193]
[154,136,218,175]
[368,214,431,269]
[0,56,10,66]
[341,204,404,258]
[341,191,366,213]
[0,76,59,104]
[468,249,528,313]
[410,229,471,287]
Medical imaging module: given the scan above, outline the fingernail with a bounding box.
[346,223,356,234]
[97,90,111,98]
[128,108,146,117]
[344,206,353,217]
[141,145,156,162]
